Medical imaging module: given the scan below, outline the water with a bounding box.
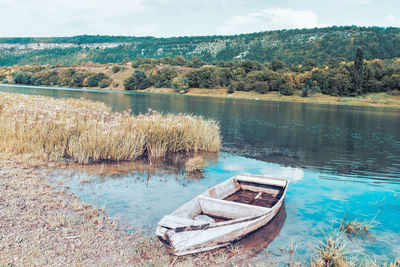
[2,84,400,263]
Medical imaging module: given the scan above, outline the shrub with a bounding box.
[153,68,178,88]
[227,84,235,94]
[12,71,36,85]
[311,86,321,94]
[87,73,110,87]
[232,81,247,92]
[98,79,111,88]
[111,65,121,73]
[279,83,295,95]
[302,87,309,97]
[253,82,269,94]
[124,69,153,90]
[185,67,219,89]
[172,77,189,93]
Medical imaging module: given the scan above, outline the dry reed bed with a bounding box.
[0,92,221,164]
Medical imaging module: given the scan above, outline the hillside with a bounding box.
[0,26,399,66]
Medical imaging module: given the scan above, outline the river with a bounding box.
[2,84,399,263]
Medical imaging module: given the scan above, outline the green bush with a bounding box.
[153,68,178,88]
[227,84,235,94]
[279,83,295,95]
[111,65,121,73]
[253,82,269,94]
[98,79,111,88]
[12,71,36,85]
[302,87,309,97]
[87,73,110,87]
[172,77,189,92]
[186,67,219,89]
[124,69,153,90]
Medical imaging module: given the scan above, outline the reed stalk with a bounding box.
[0,92,221,164]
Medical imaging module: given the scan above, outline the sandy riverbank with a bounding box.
[2,83,400,109]
[144,88,400,109]
[0,153,239,266]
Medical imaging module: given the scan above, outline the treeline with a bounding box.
[0,26,399,66]
[9,67,112,88]
[123,51,400,96]
[3,52,399,97]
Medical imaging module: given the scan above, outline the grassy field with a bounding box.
[0,92,220,164]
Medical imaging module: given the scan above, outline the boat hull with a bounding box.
[156,194,285,255]
[156,174,289,255]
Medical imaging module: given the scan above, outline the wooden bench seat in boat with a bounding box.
[198,196,270,220]
[159,196,271,230]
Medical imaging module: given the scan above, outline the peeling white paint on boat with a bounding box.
[156,173,289,256]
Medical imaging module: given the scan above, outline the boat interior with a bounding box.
[159,175,287,228]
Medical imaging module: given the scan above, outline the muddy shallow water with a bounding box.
[2,85,400,263]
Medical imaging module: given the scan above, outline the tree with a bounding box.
[185,67,219,88]
[353,48,364,95]
[124,69,152,90]
[87,73,109,87]
[12,71,36,85]
[153,68,178,88]
[271,60,286,71]
[190,56,205,68]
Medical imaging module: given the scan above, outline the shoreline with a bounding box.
[0,154,239,266]
[1,83,400,110]
[1,91,399,265]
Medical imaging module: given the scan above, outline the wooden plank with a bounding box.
[235,175,287,188]
[239,184,281,196]
[198,196,269,219]
[201,178,239,200]
[158,215,209,230]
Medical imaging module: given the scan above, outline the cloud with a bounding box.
[218,8,319,35]
[339,0,373,4]
[387,14,400,26]
[0,0,153,36]
[261,166,304,183]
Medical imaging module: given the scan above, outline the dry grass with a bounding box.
[0,154,236,266]
[0,92,221,164]
[339,216,378,239]
[185,156,207,176]
[387,256,400,267]
[312,230,348,267]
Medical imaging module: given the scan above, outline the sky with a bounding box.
[0,0,399,37]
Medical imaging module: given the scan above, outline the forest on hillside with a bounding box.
[0,26,399,66]
[2,48,399,97]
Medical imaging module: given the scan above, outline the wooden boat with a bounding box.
[156,173,289,256]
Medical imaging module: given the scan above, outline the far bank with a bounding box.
[2,83,400,110]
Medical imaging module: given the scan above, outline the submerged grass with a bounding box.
[185,156,207,176]
[339,216,378,239]
[312,230,348,267]
[0,92,221,164]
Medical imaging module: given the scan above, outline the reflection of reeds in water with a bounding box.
[0,92,221,164]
